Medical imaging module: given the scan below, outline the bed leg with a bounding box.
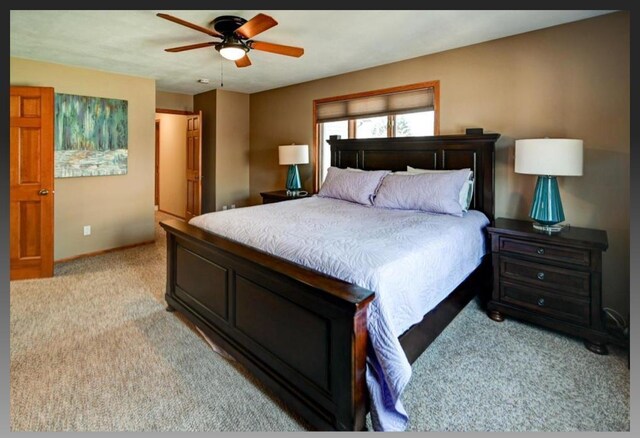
[584,340,608,355]
[488,310,504,322]
[166,304,175,312]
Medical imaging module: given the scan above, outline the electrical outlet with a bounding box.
[231,204,236,209]
[83,225,91,236]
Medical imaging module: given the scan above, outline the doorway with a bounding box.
[154,109,202,220]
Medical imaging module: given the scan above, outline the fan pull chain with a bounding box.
[220,61,224,88]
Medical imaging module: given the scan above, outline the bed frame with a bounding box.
[160,133,499,430]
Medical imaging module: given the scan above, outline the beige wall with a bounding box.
[10,57,156,260]
[249,12,629,314]
[156,90,193,112]
[215,90,250,211]
[156,113,187,217]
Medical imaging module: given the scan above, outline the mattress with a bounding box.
[189,196,489,430]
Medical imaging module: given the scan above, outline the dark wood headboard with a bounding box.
[327,133,499,222]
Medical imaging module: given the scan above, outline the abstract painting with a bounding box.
[55,93,128,178]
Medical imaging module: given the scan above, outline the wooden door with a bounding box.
[10,86,55,280]
[185,111,202,220]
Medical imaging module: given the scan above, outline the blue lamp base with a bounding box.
[530,175,565,233]
[285,164,302,196]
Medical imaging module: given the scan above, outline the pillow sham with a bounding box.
[406,166,474,211]
[317,167,389,205]
[373,169,471,216]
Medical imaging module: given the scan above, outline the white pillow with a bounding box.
[406,166,474,211]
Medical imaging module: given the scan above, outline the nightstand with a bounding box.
[486,218,609,354]
[260,190,309,204]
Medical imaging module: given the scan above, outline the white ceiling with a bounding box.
[10,10,614,95]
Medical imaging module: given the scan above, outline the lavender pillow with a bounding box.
[373,169,471,216]
[406,166,474,211]
[318,167,390,205]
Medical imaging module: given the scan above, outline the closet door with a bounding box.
[10,86,55,280]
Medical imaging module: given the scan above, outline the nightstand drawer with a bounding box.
[499,237,590,267]
[500,281,590,326]
[500,256,590,297]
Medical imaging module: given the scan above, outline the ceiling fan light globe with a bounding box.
[219,45,247,61]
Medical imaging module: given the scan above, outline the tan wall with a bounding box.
[156,90,193,112]
[10,57,156,260]
[249,12,629,314]
[156,113,187,217]
[215,89,250,211]
[193,90,217,213]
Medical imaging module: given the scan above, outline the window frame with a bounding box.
[312,81,440,192]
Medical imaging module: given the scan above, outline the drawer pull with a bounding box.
[537,298,546,307]
[537,272,545,280]
[537,247,545,255]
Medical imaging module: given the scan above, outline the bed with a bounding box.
[160,133,499,431]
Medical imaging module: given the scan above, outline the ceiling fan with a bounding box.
[157,12,304,68]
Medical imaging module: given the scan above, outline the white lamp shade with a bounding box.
[278,144,309,165]
[515,138,583,176]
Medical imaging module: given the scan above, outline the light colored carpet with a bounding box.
[9,212,629,431]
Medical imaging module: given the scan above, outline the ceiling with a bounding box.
[10,10,614,95]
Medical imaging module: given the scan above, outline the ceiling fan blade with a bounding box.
[235,13,278,39]
[249,41,304,57]
[157,13,222,38]
[235,55,252,68]
[165,42,217,53]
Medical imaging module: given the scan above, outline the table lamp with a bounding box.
[515,138,583,233]
[278,144,309,196]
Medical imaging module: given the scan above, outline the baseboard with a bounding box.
[55,240,155,263]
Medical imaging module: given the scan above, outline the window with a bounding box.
[319,120,348,183]
[314,81,439,189]
[395,111,434,137]
[355,116,387,139]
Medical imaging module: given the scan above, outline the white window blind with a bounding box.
[316,87,435,122]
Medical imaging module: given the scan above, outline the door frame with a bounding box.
[156,108,197,115]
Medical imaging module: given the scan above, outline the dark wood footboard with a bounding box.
[161,219,374,431]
